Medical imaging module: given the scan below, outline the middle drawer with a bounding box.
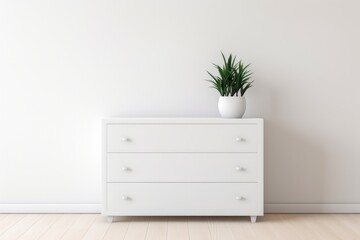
[107,153,258,182]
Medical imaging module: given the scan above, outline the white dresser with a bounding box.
[102,118,264,223]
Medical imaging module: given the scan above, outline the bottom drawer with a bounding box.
[105,183,259,216]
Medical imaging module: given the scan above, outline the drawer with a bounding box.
[105,183,258,215]
[106,124,258,152]
[107,153,258,182]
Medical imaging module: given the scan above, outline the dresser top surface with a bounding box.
[103,118,263,124]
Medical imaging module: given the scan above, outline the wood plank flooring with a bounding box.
[0,214,359,240]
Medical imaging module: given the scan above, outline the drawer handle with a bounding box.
[121,196,129,200]
[235,137,246,142]
[235,196,246,201]
[122,167,130,171]
[235,166,246,171]
[121,137,130,142]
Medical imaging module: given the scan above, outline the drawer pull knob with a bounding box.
[121,196,129,200]
[235,167,246,171]
[235,196,246,201]
[121,137,130,142]
[235,137,246,142]
[122,167,130,171]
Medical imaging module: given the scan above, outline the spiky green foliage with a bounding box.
[206,53,253,96]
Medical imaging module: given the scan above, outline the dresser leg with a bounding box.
[250,216,257,223]
[107,216,114,223]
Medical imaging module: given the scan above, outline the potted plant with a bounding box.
[206,53,254,118]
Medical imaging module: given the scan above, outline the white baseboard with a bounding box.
[1,203,360,214]
[265,204,360,213]
[0,204,101,213]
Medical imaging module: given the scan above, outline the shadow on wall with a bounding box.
[265,120,326,204]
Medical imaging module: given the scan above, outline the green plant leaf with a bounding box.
[206,52,254,97]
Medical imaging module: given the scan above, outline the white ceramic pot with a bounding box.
[218,96,246,118]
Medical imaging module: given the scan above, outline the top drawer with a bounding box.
[106,124,258,153]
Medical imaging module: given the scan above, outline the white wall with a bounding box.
[1,0,360,212]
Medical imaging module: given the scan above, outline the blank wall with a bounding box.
[1,0,360,212]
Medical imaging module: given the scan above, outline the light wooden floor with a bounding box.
[0,214,359,240]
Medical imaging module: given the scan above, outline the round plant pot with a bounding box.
[218,96,246,118]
